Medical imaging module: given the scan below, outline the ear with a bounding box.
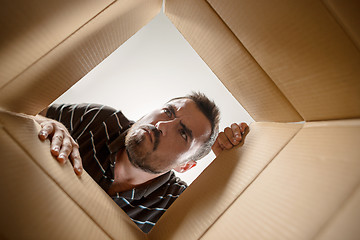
[173,160,197,173]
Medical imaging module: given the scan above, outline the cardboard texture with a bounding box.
[199,120,360,240]
[164,0,302,122]
[324,0,360,50]
[1,0,360,239]
[0,126,110,239]
[315,183,360,240]
[207,0,360,121]
[0,110,147,240]
[0,0,162,115]
[0,0,113,87]
[149,122,303,239]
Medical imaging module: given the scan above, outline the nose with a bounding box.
[155,119,177,136]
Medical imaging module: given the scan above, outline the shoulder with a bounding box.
[79,103,118,118]
[46,103,117,119]
[49,103,132,123]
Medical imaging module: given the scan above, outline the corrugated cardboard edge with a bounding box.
[0,0,162,116]
[164,0,303,122]
[206,0,360,121]
[0,128,111,239]
[149,122,303,239]
[0,110,147,239]
[0,0,115,88]
[199,119,360,239]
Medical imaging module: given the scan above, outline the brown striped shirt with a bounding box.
[46,103,187,233]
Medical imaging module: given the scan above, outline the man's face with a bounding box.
[125,98,211,174]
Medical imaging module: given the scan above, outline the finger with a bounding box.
[224,126,240,145]
[237,123,250,147]
[230,123,242,143]
[38,123,54,140]
[218,131,233,150]
[57,137,73,164]
[50,131,64,157]
[239,122,249,135]
[70,147,83,176]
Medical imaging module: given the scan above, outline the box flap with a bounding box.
[0,0,162,115]
[0,110,146,239]
[315,183,360,240]
[0,123,111,239]
[207,0,360,121]
[0,0,114,88]
[200,119,360,239]
[149,122,302,239]
[323,0,360,50]
[165,0,302,122]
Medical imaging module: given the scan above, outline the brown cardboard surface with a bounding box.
[314,183,360,240]
[324,0,360,50]
[165,0,302,122]
[0,0,114,88]
[0,129,110,239]
[149,122,302,239]
[0,110,146,239]
[0,0,162,115]
[207,0,360,121]
[2,0,359,238]
[200,119,360,239]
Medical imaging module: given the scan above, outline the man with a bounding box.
[35,92,248,233]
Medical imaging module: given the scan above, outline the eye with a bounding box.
[179,128,187,141]
[163,108,172,118]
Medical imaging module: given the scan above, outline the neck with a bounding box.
[111,149,162,193]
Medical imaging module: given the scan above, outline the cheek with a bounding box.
[156,139,191,161]
[158,141,182,154]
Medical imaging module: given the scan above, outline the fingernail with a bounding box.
[39,131,47,138]
[58,154,66,163]
[53,147,59,152]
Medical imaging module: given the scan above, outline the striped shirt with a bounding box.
[46,103,187,233]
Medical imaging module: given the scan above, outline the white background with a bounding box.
[54,11,254,184]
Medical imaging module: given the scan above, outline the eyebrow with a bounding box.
[166,104,193,141]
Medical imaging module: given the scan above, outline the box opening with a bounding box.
[53,11,254,185]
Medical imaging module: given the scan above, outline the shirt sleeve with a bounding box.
[45,103,118,136]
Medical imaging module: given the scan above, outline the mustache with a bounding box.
[143,125,160,151]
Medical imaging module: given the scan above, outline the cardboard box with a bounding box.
[1,0,359,239]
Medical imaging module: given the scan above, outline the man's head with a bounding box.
[125,92,220,174]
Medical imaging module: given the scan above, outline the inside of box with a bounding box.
[148,0,360,239]
[1,0,360,239]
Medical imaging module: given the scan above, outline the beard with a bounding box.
[125,123,162,174]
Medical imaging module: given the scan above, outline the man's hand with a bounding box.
[212,122,249,157]
[34,115,83,176]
